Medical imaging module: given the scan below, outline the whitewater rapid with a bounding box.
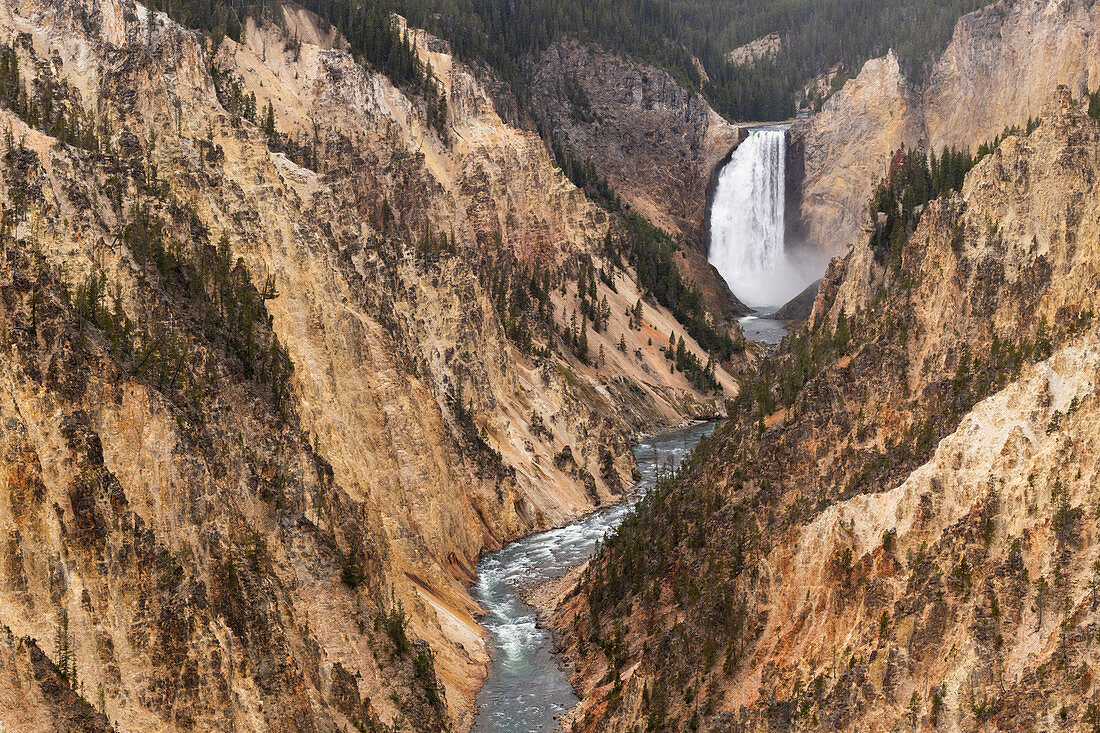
[471,422,715,732]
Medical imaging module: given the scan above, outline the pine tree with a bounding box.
[834,311,850,349]
[262,101,276,137]
[1035,575,1049,630]
[578,317,588,363]
[1089,559,1100,609]
[54,608,76,688]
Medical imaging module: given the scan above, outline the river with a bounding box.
[471,421,716,732]
[738,311,788,345]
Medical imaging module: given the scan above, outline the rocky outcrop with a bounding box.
[795,0,1100,255]
[922,0,1100,150]
[770,279,819,322]
[725,33,783,67]
[793,51,922,254]
[0,625,113,732]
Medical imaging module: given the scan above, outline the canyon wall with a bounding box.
[0,0,739,730]
[529,42,739,243]
[528,41,749,318]
[796,0,1100,255]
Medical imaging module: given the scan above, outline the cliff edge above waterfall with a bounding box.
[528,42,750,320]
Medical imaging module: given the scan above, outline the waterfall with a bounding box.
[709,126,814,310]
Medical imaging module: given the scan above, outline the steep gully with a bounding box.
[471,128,814,728]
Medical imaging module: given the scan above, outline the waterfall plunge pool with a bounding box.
[737,313,788,345]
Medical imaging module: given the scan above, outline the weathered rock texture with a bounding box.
[529,42,739,242]
[796,0,1100,255]
[0,1,738,730]
[527,41,749,318]
[725,33,783,67]
[555,90,1100,732]
[794,51,923,255]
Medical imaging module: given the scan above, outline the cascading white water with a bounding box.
[709,126,816,309]
[471,423,715,733]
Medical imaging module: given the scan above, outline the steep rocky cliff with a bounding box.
[0,1,740,730]
[555,88,1100,731]
[796,0,1100,255]
[527,42,749,319]
[529,42,739,242]
[792,52,923,255]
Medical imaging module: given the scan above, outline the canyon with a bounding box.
[0,1,740,730]
[556,71,1100,733]
[0,0,1098,731]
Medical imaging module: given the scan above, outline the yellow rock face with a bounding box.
[796,0,1100,256]
[0,2,740,731]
